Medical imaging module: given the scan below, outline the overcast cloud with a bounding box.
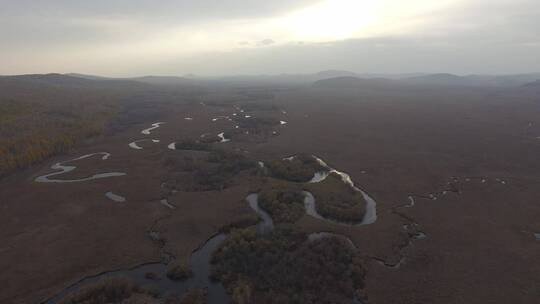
[1,0,539,76]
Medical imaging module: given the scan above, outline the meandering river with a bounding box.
[128,139,160,150]
[35,153,126,183]
[306,156,377,225]
[40,149,377,303]
[141,122,165,135]
[43,233,229,304]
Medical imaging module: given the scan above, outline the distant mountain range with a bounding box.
[523,80,540,87]
[313,76,395,89]
[314,73,540,88]
[0,73,148,90]
[522,80,540,93]
[401,73,469,86]
[66,73,198,86]
[1,71,539,89]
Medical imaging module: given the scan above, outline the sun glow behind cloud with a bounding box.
[138,0,463,56]
[276,0,380,41]
[112,0,462,59]
[0,0,466,74]
[3,0,538,75]
[240,0,461,44]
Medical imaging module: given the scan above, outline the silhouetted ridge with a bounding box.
[313,76,392,88]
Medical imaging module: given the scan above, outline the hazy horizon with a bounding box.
[4,70,540,80]
[66,70,540,78]
[2,3,540,303]
[2,0,540,76]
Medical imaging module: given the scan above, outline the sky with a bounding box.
[1,0,539,76]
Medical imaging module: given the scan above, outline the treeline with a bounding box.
[0,136,75,172]
[0,80,123,177]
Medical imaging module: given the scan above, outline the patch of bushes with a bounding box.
[306,173,366,223]
[163,154,208,173]
[191,169,233,191]
[164,149,256,191]
[220,213,260,233]
[178,289,207,304]
[58,277,152,304]
[211,227,364,303]
[199,134,221,144]
[173,140,211,151]
[258,184,305,223]
[166,262,193,281]
[266,154,325,183]
[208,149,256,173]
[187,150,256,191]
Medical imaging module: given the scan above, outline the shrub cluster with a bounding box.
[178,289,207,304]
[166,262,193,281]
[58,277,151,304]
[199,134,221,144]
[165,149,256,191]
[266,154,324,183]
[306,173,366,223]
[258,184,305,223]
[57,277,208,304]
[211,227,364,304]
[173,140,211,151]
